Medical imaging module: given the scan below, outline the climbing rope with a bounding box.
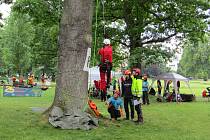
[93,0,99,66]
[89,0,100,95]
[101,0,106,35]
[93,0,107,66]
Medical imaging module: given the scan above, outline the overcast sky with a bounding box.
[0,3,11,19]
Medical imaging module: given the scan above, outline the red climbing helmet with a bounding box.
[124,70,131,75]
[132,68,141,75]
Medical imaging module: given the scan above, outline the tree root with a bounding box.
[49,106,99,130]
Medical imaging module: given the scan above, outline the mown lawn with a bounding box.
[0,80,210,140]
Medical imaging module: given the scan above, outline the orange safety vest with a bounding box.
[28,77,34,85]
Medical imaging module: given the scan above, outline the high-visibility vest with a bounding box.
[131,76,143,97]
[131,76,136,94]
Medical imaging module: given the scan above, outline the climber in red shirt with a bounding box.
[98,39,113,89]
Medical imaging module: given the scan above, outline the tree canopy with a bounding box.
[94,0,209,67]
[0,0,60,76]
[178,35,210,80]
[0,0,209,75]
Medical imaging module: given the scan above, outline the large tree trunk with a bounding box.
[123,0,143,69]
[48,0,98,130]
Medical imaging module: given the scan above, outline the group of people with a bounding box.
[96,38,151,124]
[12,73,35,87]
[106,69,150,124]
[92,78,120,101]
[162,80,182,102]
[11,73,48,88]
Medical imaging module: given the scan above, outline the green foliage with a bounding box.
[178,36,210,79]
[30,23,58,75]
[12,0,61,74]
[129,44,175,67]
[0,13,34,75]
[0,0,61,76]
[1,0,209,74]
[13,0,62,26]
[94,0,209,67]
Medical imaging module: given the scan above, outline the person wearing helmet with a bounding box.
[122,70,134,120]
[131,68,144,124]
[142,74,149,105]
[98,38,113,89]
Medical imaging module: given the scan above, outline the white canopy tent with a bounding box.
[151,72,192,102]
[155,72,189,82]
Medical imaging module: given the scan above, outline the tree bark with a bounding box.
[123,0,144,69]
[48,0,98,130]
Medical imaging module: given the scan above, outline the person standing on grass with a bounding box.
[131,68,144,124]
[177,81,180,93]
[107,92,124,121]
[142,74,149,105]
[122,70,134,121]
[157,80,162,95]
[156,80,162,102]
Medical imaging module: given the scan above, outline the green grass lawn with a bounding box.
[0,80,210,140]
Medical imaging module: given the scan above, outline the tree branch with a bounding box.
[111,38,130,47]
[97,15,123,23]
[142,32,177,45]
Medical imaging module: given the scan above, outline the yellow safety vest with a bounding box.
[131,76,143,97]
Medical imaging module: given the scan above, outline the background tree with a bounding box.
[13,0,61,77]
[0,12,34,75]
[178,35,210,80]
[93,0,209,67]
[0,0,61,76]
[1,0,209,75]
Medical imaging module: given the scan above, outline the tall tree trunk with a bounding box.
[129,46,142,69]
[123,0,144,69]
[48,0,98,130]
